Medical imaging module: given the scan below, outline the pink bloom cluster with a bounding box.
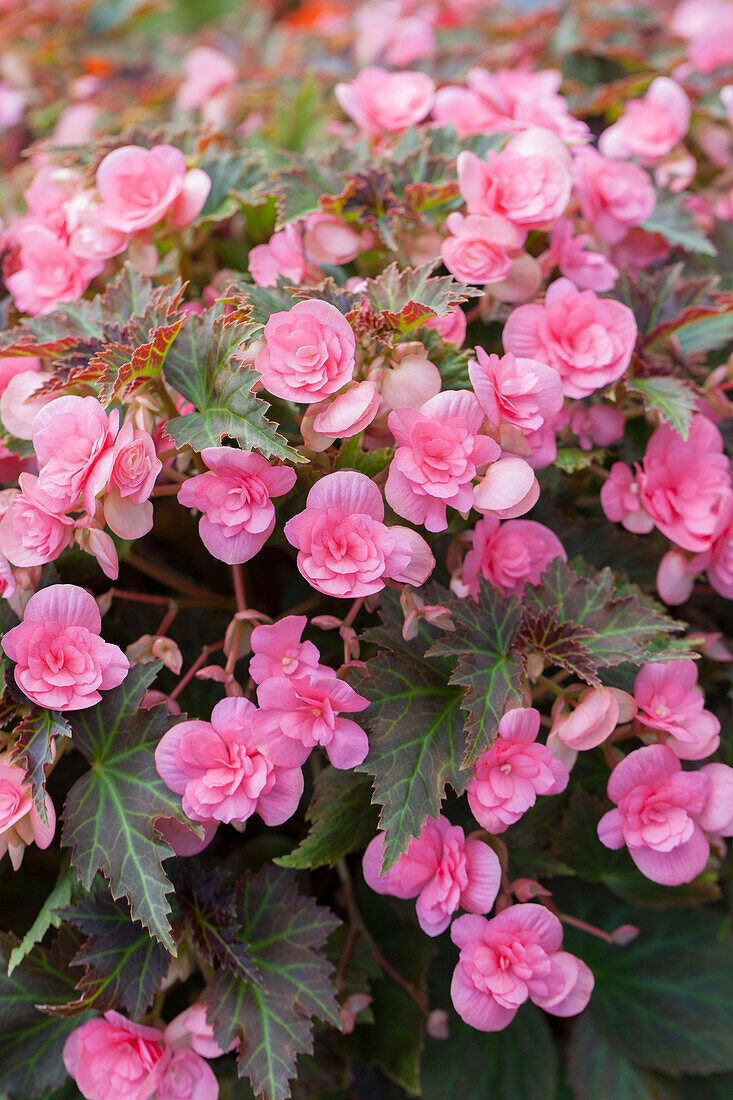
[0,751,55,869]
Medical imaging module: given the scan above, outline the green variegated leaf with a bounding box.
[10,710,71,825]
[626,375,697,438]
[276,768,378,870]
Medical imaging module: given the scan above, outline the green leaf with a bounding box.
[626,376,698,439]
[276,768,378,870]
[642,192,717,257]
[357,590,466,870]
[90,317,186,404]
[567,1013,665,1100]
[7,857,77,977]
[421,1004,558,1100]
[175,862,261,986]
[515,607,599,685]
[61,662,201,952]
[57,893,170,1017]
[0,930,93,1099]
[10,710,71,825]
[162,308,303,461]
[554,447,607,473]
[274,149,352,228]
[198,151,269,223]
[204,866,340,1100]
[357,261,478,335]
[428,579,524,765]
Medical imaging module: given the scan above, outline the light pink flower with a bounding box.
[248,615,322,685]
[5,223,101,316]
[335,67,435,135]
[572,147,656,244]
[154,1048,219,1100]
[457,140,571,230]
[62,1010,164,1100]
[0,473,74,567]
[634,660,720,760]
[599,77,690,163]
[164,1003,231,1059]
[255,299,356,403]
[248,224,306,287]
[432,85,504,138]
[0,369,50,440]
[460,517,565,599]
[0,756,55,870]
[706,503,733,597]
[673,0,733,72]
[354,3,435,67]
[284,470,434,597]
[104,422,162,540]
[177,46,238,111]
[547,219,619,292]
[362,815,501,936]
[440,213,522,285]
[424,305,467,346]
[469,348,564,434]
[303,214,373,265]
[697,762,733,837]
[656,548,698,605]
[503,278,637,399]
[177,447,296,565]
[598,743,712,885]
[33,395,119,515]
[155,697,303,826]
[638,415,731,553]
[450,904,594,1031]
[466,708,569,833]
[303,380,380,450]
[1,583,129,710]
[255,672,369,770]
[0,356,40,396]
[550,688,623,752]
[95,145,211,233]
[600,461,654,534]
[385,390,500,532]
[472,455,540,520]
[570,404,625,450]
[466,66,590,143]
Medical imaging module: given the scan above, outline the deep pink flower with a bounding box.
[467,708,569,833]
[638,416,731,553]
[104,422,162,540]
[634,660,720,760]
[706,503,733,597]
[0,473,74,567]
[570,404,625,450]
[249,615,322,685]
[469,348,563,434]
[255,672,369,770]
[460,517,566,599]
[284,470,434,597]
[335,67,435,134]
[255,299,356,403]
[503,278,637,399]
[440,213,523,284]
[248,224,306,287]
[385,390,500,532]
[457,144,571,231]
[154,1047,219,1100]
[62,1010,164,1100]
[599,77,690,163]
[177,447,296,565]
[450,904,594,1031]
[424,305,467,346]
[609,228,671,278]
[95,144,210,232]
[0,756,55,869]
[572,147,656,244]
[6,223,101,316]
[598,743,712,885]
[362,815,501,936]
[548,219,619,292]
[32,395,119,515]
[600,461,654,534]
[2,584,128,710]
[550,687,624,753]
[155,697,303,826]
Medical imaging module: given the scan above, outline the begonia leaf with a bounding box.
[10,709,71,825]
[567,1014,664,1100]
[174,861,261,986]
[626,375,698,439]
[354,261,479,335]
[642,192,717,257]
[276,768,378,870]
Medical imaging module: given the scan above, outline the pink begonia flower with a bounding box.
[450,904,594,1031]
[2,583,128,710]
[600,462,654,534]
[248,224,306,288]
[52,102,98,147]
[457,142,571,233]
[354,2,435,67]
[334,67,435,135]
[284,470,434,597]
[459,517,566,599]
[489,253,544,305]
[104,422,162,540]
[466,708,569,834]
[609,228,670,278]
[249,614,322,685]
[432,85,504,138]
[0,552,16,603]
[634,660,720,760]
[0,82,25,128]
[465,66,590,143]
[550,687,624,753]
[177,447,296,565]
[656,548,698,606]
[440,213,523,285]
[570,404,625,450]
[704,503,733,598]
[74,507,120,581]
[255,672,369,770]
[32,395,119,515]
[303,214,374,265]
[469,348,564,434]
[362,815,501,936]
[0,356,40,396]
[155,816,218,858]
[424,305,467,346]
[472,455,540,520]
[598,743,713,885]
[599,77,691,163]
[637,415,731,553]
[5,223,102,316]
[0,473,74,566]
[375,353,442,413]
[164,1003,232,1058]
[154,1047,219,1100]
[0,755,55,870]
[63,1011,164,1100]
[697,763,733,837]
[302,380,380,450]
[155,696,303,826]
[0,369,51,440]
[672,0,733,72]
[177,46,238,111]
[572,148,656,244]
[254,299,356,403]
[385,390,500,532]
[95,145,211,233]
[547,219,619,292]
[503,278,637,399]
